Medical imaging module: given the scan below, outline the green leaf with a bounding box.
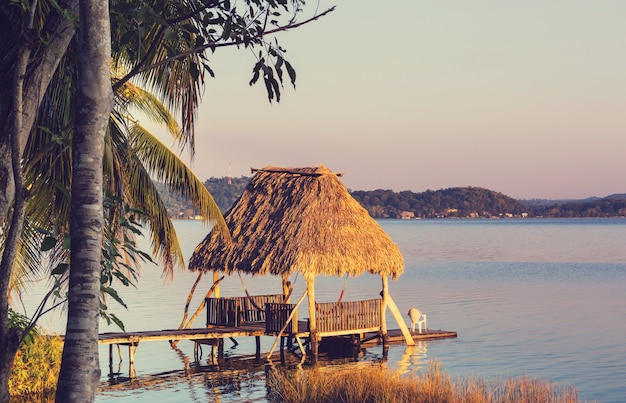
[204,63,215,78]
[101,272,111,285]
[41,236,57,252]
[249,69,260,86]
[109,314,126,332]
[264,76,274,102]
[102,286,128,309]
[62,235,71,250]
[51,263,69,276]
[285,60,296,88]
[53,180,71,199]
[35,227,53,236]
[113,271,131,286]
[275,56,284,84]
[271,78,281,103]
[222,20,232,40]
[190,62,200,81]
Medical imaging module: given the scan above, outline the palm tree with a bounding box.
[17,58,226,295]
[1,0,333,398]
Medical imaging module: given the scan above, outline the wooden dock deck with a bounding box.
[99,325,266,345]
[99,323,456,378]
[98,324,457,348]
[99,295,457,378]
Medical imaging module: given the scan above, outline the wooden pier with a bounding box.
[99,295,456,378]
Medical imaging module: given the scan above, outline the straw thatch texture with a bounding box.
[188,165,404,279]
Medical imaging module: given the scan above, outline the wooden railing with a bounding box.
[205,294,285,327]
[206,296,382,335]
[206,297,239,327]
[315,299,382,333]
[265,302,298,334]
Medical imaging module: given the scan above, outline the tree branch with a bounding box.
[113,6,335,92]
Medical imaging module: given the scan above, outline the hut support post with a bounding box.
[307,277,318,360]
[380,275,389,353]
[213,271,220,298]
[282,274,292,303]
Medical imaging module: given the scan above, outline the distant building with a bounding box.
[400,211,415,220]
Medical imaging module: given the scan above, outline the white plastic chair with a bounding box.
[407,308,427,333]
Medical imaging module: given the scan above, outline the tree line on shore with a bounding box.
[165,176,626,219]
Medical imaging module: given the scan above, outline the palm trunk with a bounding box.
[0,15,31,398]
[54,0,113,401]
[0,1,78,399]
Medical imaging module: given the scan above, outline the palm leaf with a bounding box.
[129,122,228,237]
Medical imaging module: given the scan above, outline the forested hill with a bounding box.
[350,187,524,218]
[159,177,626,219]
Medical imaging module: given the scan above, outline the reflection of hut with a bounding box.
[189,164,414,357]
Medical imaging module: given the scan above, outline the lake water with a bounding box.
[31,218,626,402]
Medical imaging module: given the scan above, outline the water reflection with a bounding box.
[395,341,428,376]
[99,340,398,402]
[92,219,626,402]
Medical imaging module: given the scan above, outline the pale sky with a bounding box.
[148,1,626,200]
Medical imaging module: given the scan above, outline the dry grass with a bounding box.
[267,360,583,403]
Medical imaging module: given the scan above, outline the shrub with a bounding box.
[9,333,63,400]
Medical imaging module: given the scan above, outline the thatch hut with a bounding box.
[189,164,414,355]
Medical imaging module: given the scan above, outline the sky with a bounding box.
[148,1,626,200]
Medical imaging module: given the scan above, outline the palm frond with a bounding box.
[116,80,181,137]
[129,123,228,240]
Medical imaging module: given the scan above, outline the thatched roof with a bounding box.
[188,165,404,279]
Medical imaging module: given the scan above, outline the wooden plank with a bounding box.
[98,326,266,345]
[380,276,388,341]
[307,277,318,357]
[317,327,381,338]
[385,294,415,346]
[360,329,457,347]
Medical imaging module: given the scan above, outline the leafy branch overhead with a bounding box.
[111,0,334,104]
[249,49,296,103]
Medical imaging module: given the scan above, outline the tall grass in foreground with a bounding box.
[9,334,63,400]
[268,360,584,403]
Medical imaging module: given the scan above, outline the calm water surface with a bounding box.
[38,218,626,402]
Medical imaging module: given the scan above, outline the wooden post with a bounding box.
[283,277,294,353]
[282,275,294,306]
[213,271,220,298]
[380,275,389,354]
[255,336,261,360]
[307,276,318,360]
[108,344,113,376]
[387,293,415,346]
[128,343,138,378]
[280,336,285,363]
